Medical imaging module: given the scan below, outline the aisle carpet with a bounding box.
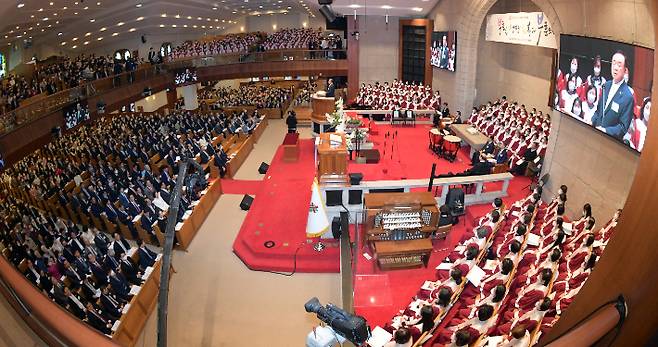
[232,139,341,273]
[219,179,263,195]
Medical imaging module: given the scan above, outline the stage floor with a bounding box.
[228,120,530,277]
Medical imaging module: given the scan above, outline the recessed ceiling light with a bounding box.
[136,16,144,21]
[175,14,180,18]
[136,3,142,8]
[90,19,95,22]
[159,24,164,27]
[72,45,77,48]
[112,32,118,36]
[38,8,43,12]
[100,27,107,31]
[412,7,423,12]
[49,1,54,5]
[61,42,66,45]
[381,5,392,9]
[72,37,78,41]
[183,24,188,28]
[129,28,136,32]
[57,32,63,36]
[42,17,49,21]
[97,37,102,41]
[17,3,25,8]
[97,2,101,5]
[117,22,125,26]
[187,16,192,19]
[84,6,88,10]
[84,41,89,45]
[85,32,91,36]
[172,24,177,27]
[212,7,217,10]
[63,6,67,9]
[161,13,167,17]
[193,25,197,28]
[30,14,34,18]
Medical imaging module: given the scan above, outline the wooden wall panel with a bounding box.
[541,4,658,346]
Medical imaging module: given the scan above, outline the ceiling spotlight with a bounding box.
[17,3,25,8]
[136,16,144,21]
[129,28,136,32]
[100,27,106,31]
[57,32,63,36]
[117,22,125,26]
[90,19,95,22]
[72,45,77,48]
[136,3,142,7]
[112,32,118,36]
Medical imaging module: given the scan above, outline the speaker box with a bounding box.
[239,195,254,210]
[331,216,341,239]
[326,190,343,206]
[349,173,363,185]
[319,5,337,23]
[348,190,363,205]
[258,162,269,174]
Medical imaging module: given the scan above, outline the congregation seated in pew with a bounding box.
[378,183,619,346]
[0,196,161,336]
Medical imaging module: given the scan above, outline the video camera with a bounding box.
[305,297,370,345]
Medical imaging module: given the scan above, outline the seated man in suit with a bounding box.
[136,239,158,271]
[591,51,634,140]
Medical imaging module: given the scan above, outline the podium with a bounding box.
[311,92,336,136]
[317,132,348,184]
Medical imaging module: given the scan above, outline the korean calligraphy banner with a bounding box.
[485,12,557,49]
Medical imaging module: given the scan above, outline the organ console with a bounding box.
[363,192,439,270]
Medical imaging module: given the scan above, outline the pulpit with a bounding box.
[311,92,337,136]
[317,132,349,184]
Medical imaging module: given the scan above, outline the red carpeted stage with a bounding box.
[229,126,531,281]
[231,139,341,273]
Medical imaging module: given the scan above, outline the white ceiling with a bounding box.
[0,0,317,51]
[306,0,440,17]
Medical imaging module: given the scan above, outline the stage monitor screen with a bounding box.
[64,101,90,129]
[174,68,198,86]
[552,35,654,152]
[431,31,457,72]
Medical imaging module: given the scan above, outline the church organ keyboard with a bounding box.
[363,192,439,270]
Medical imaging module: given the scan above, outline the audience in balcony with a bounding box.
[168,33,261,60]
[260,28,322,51]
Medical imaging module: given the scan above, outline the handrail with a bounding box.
[544,303,622,347]
[0,64,165,137]
[0,256,118,347]
[165,49,347,70]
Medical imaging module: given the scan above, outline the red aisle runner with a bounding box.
[232,139,340,273]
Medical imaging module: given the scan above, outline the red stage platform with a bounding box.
[231,139,341,273]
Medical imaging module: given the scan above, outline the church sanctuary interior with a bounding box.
[2,0,658,346]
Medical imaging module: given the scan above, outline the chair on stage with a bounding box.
[391,109,405,125]
[405,109,416,126]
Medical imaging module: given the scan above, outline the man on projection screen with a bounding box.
[590,51,634,141]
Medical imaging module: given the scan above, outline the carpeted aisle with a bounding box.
[232,139,340,273]
[219,179,263,195]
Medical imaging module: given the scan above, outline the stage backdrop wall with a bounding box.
[474,0,554,112]
[358,15,400,87]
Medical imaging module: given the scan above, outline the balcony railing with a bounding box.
[165,49,347,69]
[0,65,165,136]
[0,49,347,137]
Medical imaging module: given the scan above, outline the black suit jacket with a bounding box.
[591,80,634,140]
